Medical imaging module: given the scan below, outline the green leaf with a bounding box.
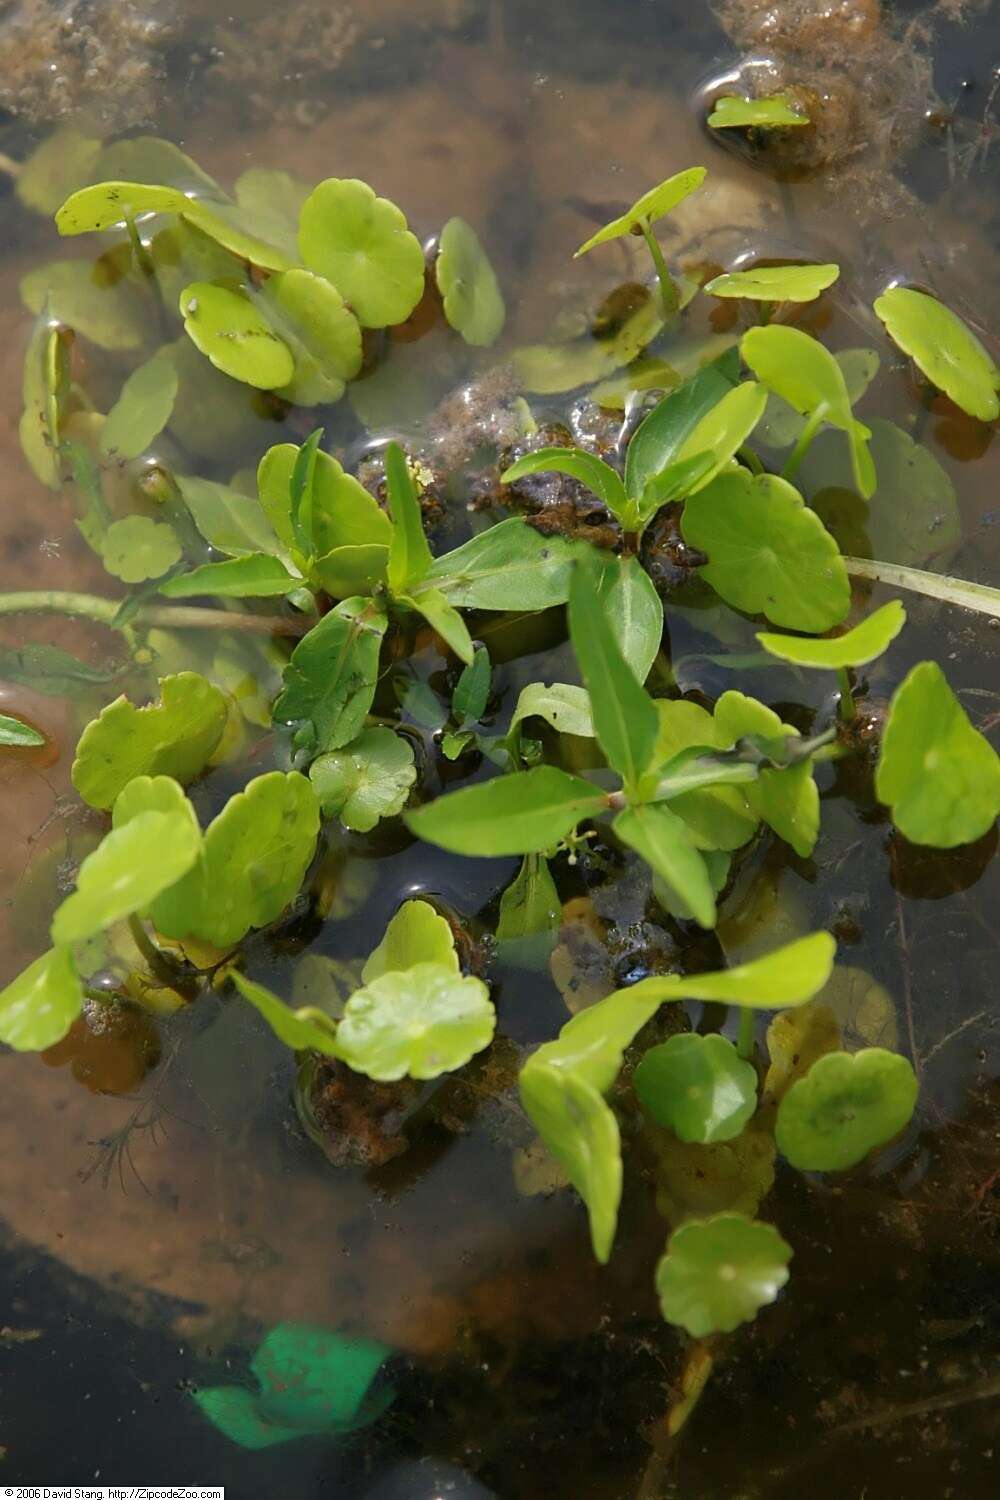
[310,727,416,832]
[0,713,45,748]
[633,452,716,525]
[16,127,102,216]
[654,849,730,924]
[646,699,758,852]
[258,443,390,557]
[875,660,1000,847]
[675,381,768,492]
[707,93,809,127]
[501,447,628,525]
[0,645,119,699]
[435,216,505,347]
[180,282,294,390]
[336,963,495,1081]
[99,515,182,583]
[231,971,340,1056]
[705,263,839,302]
[509,683,594,741]
[757,600,905,669]
[20,317,71,489]
[151,771,320,948]
[55,180,190,234]
[51,806,202,946]
[159,554,298,599]
[757,348,879,451]
[713,691,819,859]
[272,599,388,758]
[423,519,586,611]
[406,586,475,665]
[362,899,460,983]
[72,672,227,810]
[635,1033,758,1143]
[111,771,201,830]
[180,199,295,273]
[298,178,425,329]
[568,561,659,790]
[656,1213,792,1335]
[776,1047,918,1170]
[575,167,707,255]
[741,324,874,498]
[681,468,850,631]
[21,259,146,351]
[100,349,179,460]
[874,286,999,422]
[0,947,83,1052]
[233,169,311,261]
[515,296,665,394]
[385,441,433,593]
[497,854,561,967]
[614,802,717,928]
[255,268,363,406]
[624,350,740,504]
[452,646,491,726]
[313,545,390,598]
[176,474,280,558]
[405,765,608,855]
[523,1063,622,1260]
[594,552,663,681]
[611,932,836,1012]
[249,1323,392,1432]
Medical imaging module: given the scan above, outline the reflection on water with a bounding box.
[0,0,998,1495]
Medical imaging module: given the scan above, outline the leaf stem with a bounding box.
[0,589,310,636]
[844,558,1000,620]
[128,913,184,988]
[781,405,826,483]
[638,220,679,321]
[737,1005,754,1060]
[124,211,157,282]
[836,666,856,723]
[0,150,21,179]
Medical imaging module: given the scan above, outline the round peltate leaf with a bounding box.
[0,946,83,1052]
[656,1213,792,1336]
[757,600,905,670]
[298,178,425,329]
[435,217,505,347]
[575,167,707,255]
[100,349,179,460]
[704,264,839,302]
[776,1047,918,1170]
[21,260,146,351]
[100,515,182,583]
[310,727,416,832]
[16,127,102,216]
[257,269,363,405]
[875,660,1000,847]
[336,962,495,1081]
[707,94,809,128]
[635,1033,758,1144]
[179,282,294,390]
[681,468,850,632]
[874,286,999,422]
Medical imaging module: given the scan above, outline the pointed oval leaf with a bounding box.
[362,899,460,984]
[180,282,294,390]
[875,660,1000,847]
[656,1213,791,1336]
[713,691,819,859]
[635,1033,757,1143]
[501,448,628,524]
[313,545,390,598]
[624,350,740,503]
[497,855,561,968]
[159,554,298,599]
[704,263,839,302]
[100,349,179,460]
[874,286,999,422]
[0,947,83,1052]
[707,94,809,127]
[256,268,363,406]
[776,1047,918,1170]
[176,473,280,558]
[648,699,758,853]
[509,683,594,741]
[594,553,663,680]
[0,713,46,748]
[615,802,718,928]
[424,519,586,611]
[436,216,506,347]
[385,440,433,593]
[72,672,227,810]
[298,178,425,329]
[407,586,475,665]
[575,167,707,255]
[757,600,906,669]
[273,599,388,758]
[675,380,768,492]
[100,515,182,583]
[681,468,850,631]
[232,971,340,1056]
[258,443,390,556]
[452,646,491,726]
[406,765,608,856]
[520,1062,622,1262]
[615,931,836,1012]
[569,561,659,790]
[310,727,416,832]
[337,962,495,1081]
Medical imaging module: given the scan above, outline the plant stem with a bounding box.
[128,913,183,988]
[781,405,827,483]
[836,665,856,722]
[737,1005,754,1060]
[843,557,1000,619]
[639,220,679,321]
[0,150,21,179]
[0,589,310,636]
[124,212,156,282]
[737,444,764,475]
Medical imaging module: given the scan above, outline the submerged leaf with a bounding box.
[704,264,839,302]
[298,178,425,329]
[0,947,83,1051]
[21,259,146,351]
[875,660,1000,847]
[100,349,179,460]
[497,855,561,967]
[336,963,495,1081]
[100,515,182,583]
[406,765,608,855]
[452,646,491,726]
[776,1047,918,1169]
[656,1213,792,1336]
[575,167,707,255]
[273,599,388,758]
[180,282,294,390]
[20,317,71,489]
[159,554,298,598]
[757,600,906,669]
[635,1033,757,1143]
[0,713,45,748]
[435,216,505,346]
[310,728,416,832]
[874,286,999,422]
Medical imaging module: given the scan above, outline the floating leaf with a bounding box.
[758,348,878,451]
[180,282,294,390]
[100,515,182,583]
[520,1063,621,1261]
[707,93,809,128]
[272,599,388,757]
[310,728,416,832]
[55,180,190,234]
[501,448,628,524]
[0,947,83,1052]
[757,600,905,669]
[423,519,585,611]
[362,899,460,983]
[21,259,146,351]
[635,1034,757,1143]
[256,269,363,406]
[713,691,819,859]
[435,216,505,347]
[298,178,425,329]
[874,286,999,422]
[704,264,839,302]
[656,1213,792,1336]
[875,660,1000,847]
[336,963,495,1081]
[160,554,298,599]
[575,167,707,255]
[508,683,594,742]
[763,1003,842,1104]
[151,771,320,948]
[406,765,608,855]
[232,971,340,1056]
[51,807,201,945]
[681,468,850,631]
[0,713,45,748]
[776,1047,918,1169]
[614,802,718,929]
[72,672,227,810]
[100,349,179,460]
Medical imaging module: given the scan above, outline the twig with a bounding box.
[844,558,1000,619]
[833,1374,1000,1434]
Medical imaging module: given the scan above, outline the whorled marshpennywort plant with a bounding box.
[1,136,999,1364]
